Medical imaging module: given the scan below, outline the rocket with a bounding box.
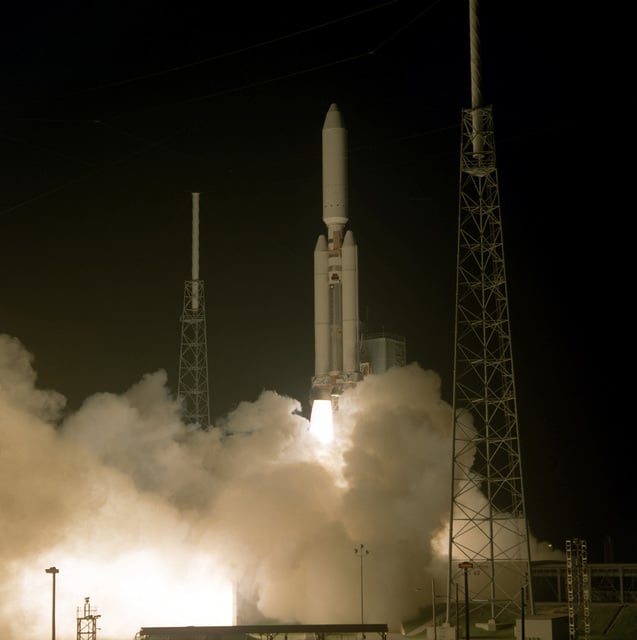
[311,104,362,405]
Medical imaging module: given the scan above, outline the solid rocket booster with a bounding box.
[312,103,362,402]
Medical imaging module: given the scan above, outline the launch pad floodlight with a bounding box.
[458,562,474,640]
[45,566,59,640]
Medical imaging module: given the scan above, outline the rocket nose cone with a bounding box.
[323,103,344,130]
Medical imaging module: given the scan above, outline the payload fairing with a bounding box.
[311,104,363,405]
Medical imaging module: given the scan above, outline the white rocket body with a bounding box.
[311,104,362,404]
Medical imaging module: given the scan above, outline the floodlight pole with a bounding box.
[45,566,59,640]
[354,544,370,625]
[459,562,474,640]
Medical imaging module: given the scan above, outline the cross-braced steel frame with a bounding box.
[446,105,534,629]
[177,279,211,430]
[76,597,100,640]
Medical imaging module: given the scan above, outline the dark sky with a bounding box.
[1,1,635,562]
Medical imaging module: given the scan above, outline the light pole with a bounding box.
[520,585,526,640]
[431,578,438,640]
[458,562,473,640]
[455,582,460,640]
[45,566,59,640]
[354,544,370,625]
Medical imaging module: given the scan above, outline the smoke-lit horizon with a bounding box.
[0,333,562,640]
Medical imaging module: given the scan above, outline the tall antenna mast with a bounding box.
[469,0,483,154]
[192,191,200,308]
[446,0,534,631]
[177,192,212,430]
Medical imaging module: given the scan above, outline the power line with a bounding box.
[0,0,451,215]
[4,1,400,109]
[0,125,189,217]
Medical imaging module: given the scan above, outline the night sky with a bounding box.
[1,0,635,564]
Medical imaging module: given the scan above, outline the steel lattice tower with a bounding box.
[177,192,211,430]
[566,538,591,640]
[446,0,534,631]
[76,597,100,640]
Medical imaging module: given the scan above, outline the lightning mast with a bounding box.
[177,192,211,430]
[446,0,534,630]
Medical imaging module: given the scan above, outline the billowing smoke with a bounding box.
[0,334,559,640]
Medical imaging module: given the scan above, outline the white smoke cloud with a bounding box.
[0,334,65,421]
[0,335,555,640]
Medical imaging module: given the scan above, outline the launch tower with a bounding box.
[177,192,211,430]
[446,0,534,629]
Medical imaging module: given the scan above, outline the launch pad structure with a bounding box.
[76,597,100,640]
[446,0,534,631]
[566,538,591,640]
[177,192,212,430]
[136,623,389,640]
